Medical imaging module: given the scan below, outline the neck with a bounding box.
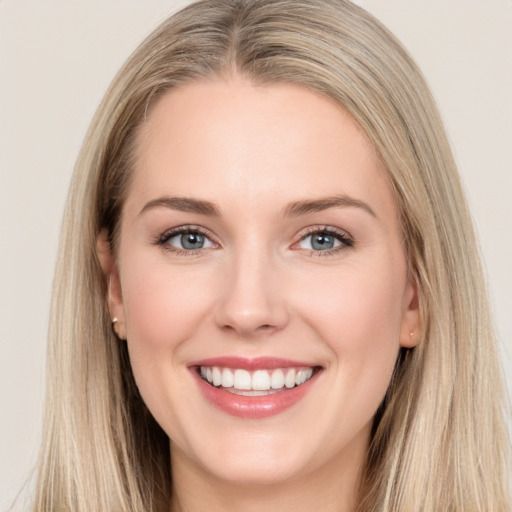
[169,433,367,512]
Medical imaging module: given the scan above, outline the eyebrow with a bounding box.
[140,197,221,216]
[139,194,376,218]
[283,195,376,218]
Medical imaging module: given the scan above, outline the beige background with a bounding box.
[1,1,510,509]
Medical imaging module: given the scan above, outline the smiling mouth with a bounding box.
[198,366,318,396]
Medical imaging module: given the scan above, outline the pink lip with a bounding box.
[189,356,316,370]
[189,357,321,419]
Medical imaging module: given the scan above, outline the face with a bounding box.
[100,77,419,489]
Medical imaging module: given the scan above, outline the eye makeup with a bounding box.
[153,224,354,258]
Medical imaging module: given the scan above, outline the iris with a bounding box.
[311,233,335,250]
[181,232,205,250]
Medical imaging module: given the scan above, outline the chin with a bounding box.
[205,455,304,486]
[186,430,311,486]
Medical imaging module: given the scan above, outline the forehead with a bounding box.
[127,77,396,221]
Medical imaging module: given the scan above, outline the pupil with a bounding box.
[312,233,334,250]
[181,233,204,250]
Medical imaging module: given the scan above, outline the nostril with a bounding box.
[213,285,290,336]
[218,322,282,339]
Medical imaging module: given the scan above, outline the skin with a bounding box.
[98,76,419,512]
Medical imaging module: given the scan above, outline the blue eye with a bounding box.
[297,229,352,253]
[174,232,206,250]
[311,233,336,250]
[158,228,216,253]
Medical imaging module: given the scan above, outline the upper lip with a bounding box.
[188,356,320,370]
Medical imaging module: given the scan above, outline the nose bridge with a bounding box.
[214,241,288,337]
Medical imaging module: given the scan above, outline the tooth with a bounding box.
[212,367,222,386]
[270,369,285,389]
[221,368,234,387]
[285,369,296,388]
[202,365,314,390]
[233,369,251,390]
[252,370,271,390]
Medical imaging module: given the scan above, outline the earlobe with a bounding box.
[399,277,420,348]
[97,230,127,340]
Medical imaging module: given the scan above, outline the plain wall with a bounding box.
[1,1,510,509]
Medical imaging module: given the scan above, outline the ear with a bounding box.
[97,229,127,340]
[399,276,420,348]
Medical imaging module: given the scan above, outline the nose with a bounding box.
[214,249,289,339]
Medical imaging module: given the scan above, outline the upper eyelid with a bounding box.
[158,225,215,241]
[297,225,353,241]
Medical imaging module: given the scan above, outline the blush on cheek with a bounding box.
[302,266,405,413]
[122,259,211,342]
[311,269,404,341]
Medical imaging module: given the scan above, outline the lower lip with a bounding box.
[192,369,320,419]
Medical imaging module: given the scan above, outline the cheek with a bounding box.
[119,254,215,398]
[121,258,213,349]
[297,258,406,407]
[303,261,405,342]
[119,255,220,434]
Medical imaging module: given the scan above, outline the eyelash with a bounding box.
[154,226,215,256]
[297,226,354,257]
[154,225,354,257]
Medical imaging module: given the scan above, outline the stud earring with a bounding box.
[111,317,121,338]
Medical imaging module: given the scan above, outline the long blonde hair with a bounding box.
[34,1,510,510]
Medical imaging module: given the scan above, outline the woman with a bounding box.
[33,0,510,510]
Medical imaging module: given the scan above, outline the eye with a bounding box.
[296,227,353,254]
[156,227,217,254]
[168,231,213,250]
